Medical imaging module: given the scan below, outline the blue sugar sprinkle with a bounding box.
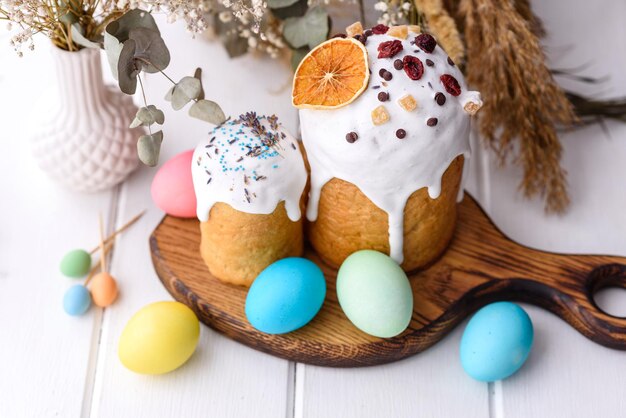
[272,164,278,169]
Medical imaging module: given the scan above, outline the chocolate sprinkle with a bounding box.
[291,143,297,150]
[393,59,404,70]
[447,56,455,66]
[435,92,446,106]
[427,117,438,126]
[396,129,406,139]
[377,91,389,102]
[346,132,358,143]
[372,85,381,89]
[426,59,434,67]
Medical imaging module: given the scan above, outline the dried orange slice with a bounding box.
[292,38,370,110]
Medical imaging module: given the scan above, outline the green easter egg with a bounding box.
[60,249,92,278]
[337,250,413,338]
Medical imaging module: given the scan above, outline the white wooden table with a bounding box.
[1,1,625,416]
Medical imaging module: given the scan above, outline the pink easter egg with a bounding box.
[151,150,197,218]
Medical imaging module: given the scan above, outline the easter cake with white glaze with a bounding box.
[294,23,482,271]
[191,113,308,286]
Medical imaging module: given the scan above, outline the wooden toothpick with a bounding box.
[89,210,145,254]
[99,213,106,273]
[84,240,114,286]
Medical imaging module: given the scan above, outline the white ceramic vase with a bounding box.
[30,47,140,192]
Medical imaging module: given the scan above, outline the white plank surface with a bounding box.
[88,19,297,418]
[0,45,114,417]
[1,1,626,416]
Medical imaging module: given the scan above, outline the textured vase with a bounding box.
[30,47,140,192]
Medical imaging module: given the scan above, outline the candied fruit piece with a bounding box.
[371,105,390,125]
[387,25,408,39]
[464,101,482,115]
[346,21,364,37]
[397,94,417,112]
[408,25,421,34]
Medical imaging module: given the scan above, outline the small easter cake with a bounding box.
[191,113,308,286]
[293,23,482,271]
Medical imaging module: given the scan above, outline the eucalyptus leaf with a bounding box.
[130,105,165,128]
[194,68,205,100]
[189,100,227,125]
[170,77,202,111]
[164,86,174,101]
[270,0,309,20]
[127,27,170,74]
[137,131,163,167]
[104,9,160,79]
[177,77,202,100]
[267,0,299,9]
[70,24,102,49]
[117,39,140,94]
[283,7,329,49]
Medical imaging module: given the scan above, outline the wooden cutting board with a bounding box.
[149,193,626,367]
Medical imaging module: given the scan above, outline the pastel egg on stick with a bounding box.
[60,249,92,278]
[63,284,92,316]
[89,214,119,307]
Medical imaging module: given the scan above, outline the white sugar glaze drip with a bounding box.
[192,113,307,222]
[300,31,480,263]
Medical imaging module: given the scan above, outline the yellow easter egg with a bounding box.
[90,272,118,307]
[119,301,200,375]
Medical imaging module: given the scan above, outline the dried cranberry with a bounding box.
[440,74,461,96]
[364,29,373,37]
[377,40,403,58]
[402,56,424,80]
[332,33,347,39]
[371,24,389,34]
[415,33,437,53]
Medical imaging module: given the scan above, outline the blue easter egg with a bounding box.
[63,285,92,316]
[460,302,534,382]
[245,257,326,334]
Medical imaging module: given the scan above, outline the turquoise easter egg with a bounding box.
[63,285,92,316]
[336,250,413,338]
[60,249,92,278]
[460,302,534,382]
[245,257,326,334]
